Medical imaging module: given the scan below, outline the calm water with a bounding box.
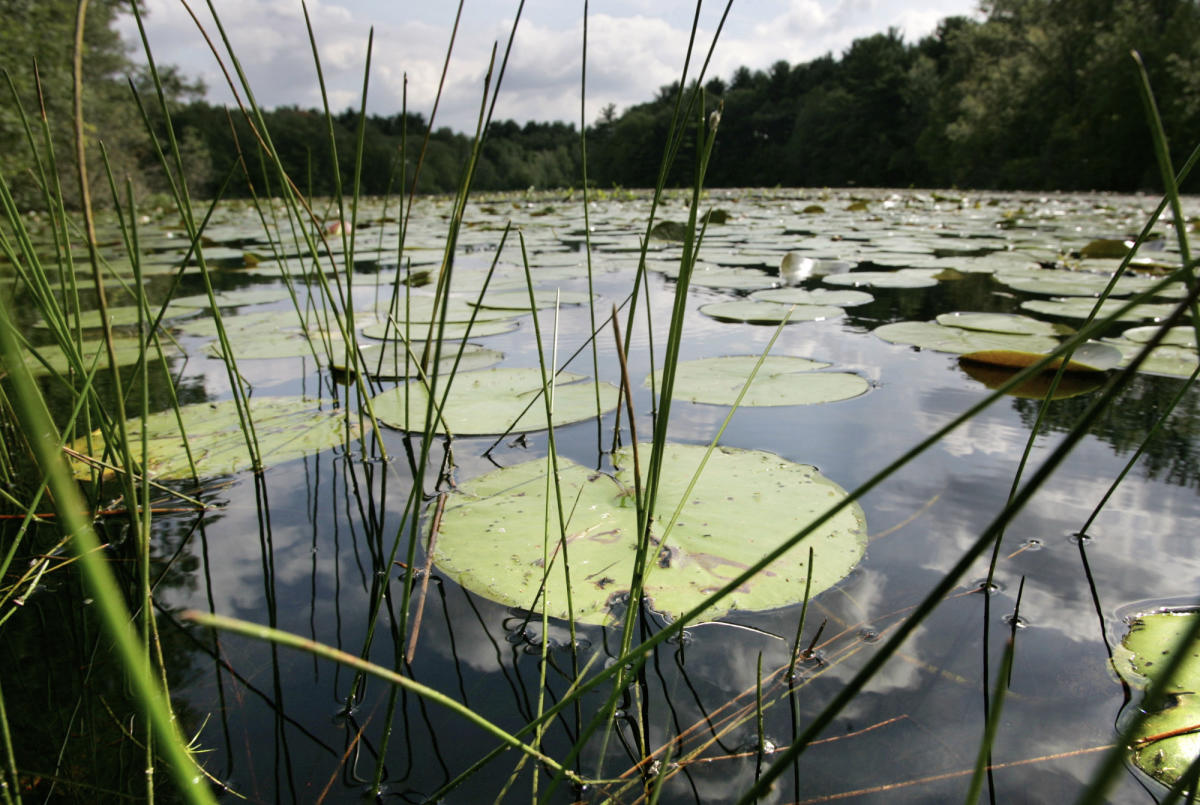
[5,188,1200,802]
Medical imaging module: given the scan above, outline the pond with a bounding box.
[5,186,1200,803]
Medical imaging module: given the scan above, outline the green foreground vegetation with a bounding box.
[1,0,1200,802]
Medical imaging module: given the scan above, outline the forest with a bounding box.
[2,0,1199,207]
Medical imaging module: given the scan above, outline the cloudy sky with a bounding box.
[119,0,981,133]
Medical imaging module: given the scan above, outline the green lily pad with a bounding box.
[958,341,1120,372]
[1122,326,1199,348]
[994,269,1154,297]
[1020,297,1177,322]
[370,368,618,435]
[1079,238,1131,259]
[70,397,357,480]
[471,289,593,310]
[430,443,868,624]
[698,300,843,325]
[166,289,292,309]
[823,270,938,289]
[751,287,874,307]
[647,356,868,406]
[374,296,520,324]
[329,342,503,379]
[360,316,519,341]
[18,337,181,377]
[649,220,689,241]
[35,304,197,329]
[1114,610,1200,788]
[935,311,1065,337]
[873,321,1060,355]
[1102,339,1200,378]
[204,329,343,360]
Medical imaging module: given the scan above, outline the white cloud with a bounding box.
[121,0,979,132]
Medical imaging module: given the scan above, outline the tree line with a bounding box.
[3,0,1199,210]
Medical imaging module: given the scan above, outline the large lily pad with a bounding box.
[430,443,868,624]
[329,342,502,379]
[750,287,874,307]
[1102,339,1200,378]
[70,397,357,480]
[1114,610,1200,788]
[647,356,868,406]
[698,300,843,324]
[18,337,181,377]
[823,269,938,289]
[935,311,1065,337]
[370,367,618,434]
[1020,297,1177,322]
[873,320,1060,355]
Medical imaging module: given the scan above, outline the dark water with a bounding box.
[4,189,1199,803]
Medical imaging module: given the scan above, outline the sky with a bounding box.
[118,1,982,133]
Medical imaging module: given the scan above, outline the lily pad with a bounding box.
[370,367,618,435]
[823,270,938,289]
[35,304,196,329]
[471,289,593,310]
[360,317,519,341]
[430,443,868,624]
[1122,325,1199,349]
[958,341,1120,373]
[18,337,181,377]
[647,356,868,406]
[1079,238,1131,259]
[1102,340,1200,378]
[957,360,1104,399]
[329,342,503,379]
[873,321,1060,355]
[1020,297,1177,322]
[698,300,843,325]
[935,311,1064,337]
[1114,610,1200,788]
[70,397,357,480]
[751,288,874,307]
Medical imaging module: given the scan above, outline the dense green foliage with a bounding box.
[3,0,1199,206]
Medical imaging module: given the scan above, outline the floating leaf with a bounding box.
[935,311,1064,337]
[698,300,842,324]
[430,443,868,625]
[329,342,502,379]
[36,304,196,329]
[370,368,618,434]
[1114,611,1200,788]
[471,289,593,310]
[994,269,1154,297]
[957,361,1104,399]
[823,270,938,289]
[70,397,357,480]
[649,220,689,241]
[18,338,180,377]
[205,329,342,360]
[1079,238,1131,259]
[1020,297,1176,322]
[959,341,1120,373]
[1122,325,1199,348]
[1102,339,1200,378]
[751,287,874,307]
[873,321,1060,355]
[647,356,868,406]
[360,316,519,341]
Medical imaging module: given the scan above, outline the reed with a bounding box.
[1,3,1198,803]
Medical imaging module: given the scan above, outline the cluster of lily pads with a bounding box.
[14,188,1197,631]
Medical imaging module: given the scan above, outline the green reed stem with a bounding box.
[0,284,214,805]
[965,577,1022,805]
